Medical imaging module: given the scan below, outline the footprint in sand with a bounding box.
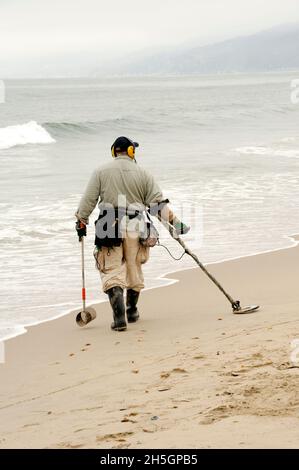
[57,442,83,449]
[200,404,234,425]
[143,428,156,433]
[74,428,88,433]
[243,386,260,396]
[121,412,139,423]
[160,372,170,379]
[121,417,137,423]
[252,352,263,359]
[277,361,299,370]
[172,367,188,373]
[193,354,205,360]
[158,368,189,391]
[160,368,188,379]
[96,432,134,443]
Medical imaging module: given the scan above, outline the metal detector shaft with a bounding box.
[158,216,238,308]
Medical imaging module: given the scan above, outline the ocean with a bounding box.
[0,72,299,341]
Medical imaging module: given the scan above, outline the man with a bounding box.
[76,136,189,332]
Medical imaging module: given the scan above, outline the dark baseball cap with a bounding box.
[112,136,139,153]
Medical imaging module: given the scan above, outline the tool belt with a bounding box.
[94,206,146,248]
[94,201,168,249]
[94,207,124,248]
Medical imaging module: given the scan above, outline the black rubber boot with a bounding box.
[107,287,127,331]
[126,289,140,323]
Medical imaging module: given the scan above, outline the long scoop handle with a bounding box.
[81,238,86,311]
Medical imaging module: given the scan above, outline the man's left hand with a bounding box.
[172,218,190,236]
[76,220,87,240]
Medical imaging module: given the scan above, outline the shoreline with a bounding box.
[1,232,298,344]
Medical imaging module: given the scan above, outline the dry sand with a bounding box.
[1,237,299,449]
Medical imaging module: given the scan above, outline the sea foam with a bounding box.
[0,121,56,150]
[235,146,299,159]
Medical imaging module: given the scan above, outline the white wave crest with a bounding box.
[235,146,299,159]
[0,121,56,150]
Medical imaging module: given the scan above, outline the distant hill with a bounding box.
[113,23,299,75]
[4,23,299,78]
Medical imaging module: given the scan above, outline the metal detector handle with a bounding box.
[81,237,86,312]
[157,214,238,308]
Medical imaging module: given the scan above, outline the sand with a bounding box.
[1,237,299,449]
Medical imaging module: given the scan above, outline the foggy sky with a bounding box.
[1,0,299,76]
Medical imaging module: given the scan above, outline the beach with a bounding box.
[2,74,299,342]
[1,237,299,449]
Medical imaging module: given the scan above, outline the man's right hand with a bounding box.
[76,220,87,240]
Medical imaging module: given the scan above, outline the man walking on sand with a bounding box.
[76,136,190,331]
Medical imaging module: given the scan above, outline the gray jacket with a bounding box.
[76,156,164,223]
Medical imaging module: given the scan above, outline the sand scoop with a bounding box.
[158,216,259,315]
[76,237,97,326]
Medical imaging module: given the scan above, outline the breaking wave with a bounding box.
[44,120,100,135]
[43,114,184,137]
[0,121,56,150]
[44,117,141,136]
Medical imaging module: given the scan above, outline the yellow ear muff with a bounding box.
[111,146,115,158]
[127,145,135,159]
